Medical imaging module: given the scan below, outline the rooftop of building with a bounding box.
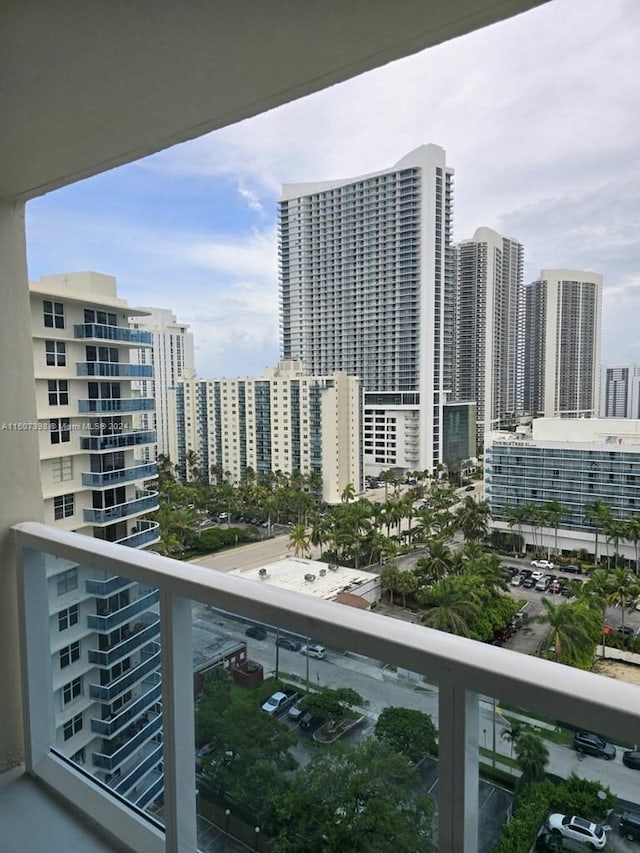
[29,272,150,316]
[487,417,640,447]
[228,556,378,600]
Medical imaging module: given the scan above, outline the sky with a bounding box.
[26,0,640,379]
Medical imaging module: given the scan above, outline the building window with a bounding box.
[43,300,65,329]
[84,309,117,326]
[51,456,73,483]
[57,567,78,595]
[50,418,71,444]
[54,493,74,520]
[63,676,83,706]
[63,712,83,741]
[45,340,66,366]
[58,604,79,631]
[48,379,69,406]
[59,641,80,669]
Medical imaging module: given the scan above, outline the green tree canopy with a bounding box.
[374,707,437,762]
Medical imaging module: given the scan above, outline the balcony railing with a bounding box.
[91,713,162,771]
[88,617,160,667]
[115,741,163,797]
[116,521,161,549]
[87,589,160,632]
[83,490,159,524]
[78,398,155,414]
[91,680,163,737]
[89,646,161,702]
[76,362,154,377]
[82,463,157,487]
[80,430,157,451]
[14,521,640,853]
[74,324,153,345]
[85,574,135,597]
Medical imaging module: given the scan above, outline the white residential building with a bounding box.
[600,364,640,419]
[29,272,162,807]
[175,360,362,503]
[278,144,453,476]
[523,269,602,419]
[452,227,524,441]
[129,307,194,464]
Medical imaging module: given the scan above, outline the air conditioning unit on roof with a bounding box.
[304,573,316,582]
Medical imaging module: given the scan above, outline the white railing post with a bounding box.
[160,591,197,853]
[438,684,479,852]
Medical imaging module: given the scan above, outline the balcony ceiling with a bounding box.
[0,0,547,202]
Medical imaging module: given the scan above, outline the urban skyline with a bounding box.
[24,0,640,379]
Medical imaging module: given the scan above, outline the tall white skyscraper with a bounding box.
[129,307,194,463]
[600,364,640,418]
[279,144,453,475]
[524,270,603,419]
[452,227,524,442]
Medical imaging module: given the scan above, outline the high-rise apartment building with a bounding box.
[129,307,194,464]
[452,227,524,442]
[278,144,453,476]
[30,272,162,807]
[175,360,362,503]
[523,270,602,419]
[600,364,640,419]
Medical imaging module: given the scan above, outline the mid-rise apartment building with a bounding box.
[129,307,194,464]
[175,360,362,503]
[523,270,602,419]
[278,144,453,476]
[486,418,640,558]
[600,364,640,419]
[30,272,162,807]
[452,227,524,442]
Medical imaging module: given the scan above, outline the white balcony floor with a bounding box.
[0,766,130,853]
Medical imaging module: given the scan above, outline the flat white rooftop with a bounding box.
[488,417,640,447]
[228,557,378,601]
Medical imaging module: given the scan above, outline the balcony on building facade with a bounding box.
[88,617,161,667]
[91,679,162,738]
[80,430,157,451]
[82,462,157,488]
[85,574,136,597]
[91,712,162,772]
[78,398,155,414]
[89,645,161,703]
[116,521,161,549]
[14,521,640,853]
[76,362,154,378]
[87,589,160,632]
[73,324,153,345]
[83,490,159,524]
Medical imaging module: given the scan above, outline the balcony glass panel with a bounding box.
[83,490,158,524]
[85,574,135,597]
[78,398,155,414]
[76,362,154,377]
[73,324,153,344]
[79,430,156,451]
[81,463,157,487]
[116,521,161,549]
[14,523,640,853]
[91,679,162,737]
[88,616,160,667]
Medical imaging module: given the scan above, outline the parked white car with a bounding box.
[545,814,607,849]
[531,559,555,570]
[300,644,326,659]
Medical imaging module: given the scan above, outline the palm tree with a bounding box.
[423,539,453,583]
[379,469,395,501]
[625,516,640,575]
[419,578,481,637]
[288,523,311,557]
[513,731,549,781]
[455,497,489,542]
[341,482,356,504]
[396,570,418,608]
[501,719,524,761]
[536,598,601,667]
[380,563,400,605]
[605,567,640,632]
[586,501,611,566]
[605,517,628,569]
[505,504,528,555]
[544,499,564,557]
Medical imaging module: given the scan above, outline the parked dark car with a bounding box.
[276,636,302,651]
[573,731,616,760]
[535,831,591,851]
[617,625,634,637]
[245,624,267,640]
[522,576,537,589]
[623,750,640,769]
[563,564,582,574]
[620,811,640,841]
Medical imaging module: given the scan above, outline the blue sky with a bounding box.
[26,0,640,378]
